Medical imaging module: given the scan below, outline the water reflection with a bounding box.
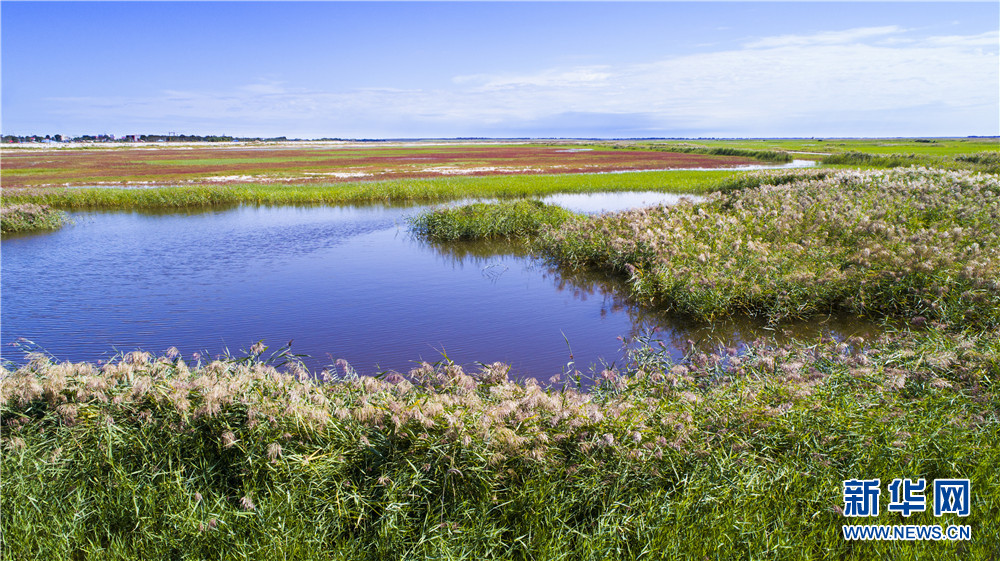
[538,191,702,214]
[422,236,884,369]
[3,197,882,380]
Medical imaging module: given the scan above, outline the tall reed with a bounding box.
[2,327,996,559]
[536,167,1000,327]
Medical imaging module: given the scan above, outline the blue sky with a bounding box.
[2,2,997,139]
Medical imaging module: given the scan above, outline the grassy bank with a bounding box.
[2,327,997,559]
[0,169,745,211]
[535,167,1000,326]
[0,203,68,235]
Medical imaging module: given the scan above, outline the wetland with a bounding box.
[3,139,998,560]
[2,191,879,378]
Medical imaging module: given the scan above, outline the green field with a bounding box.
[633,137,999,157]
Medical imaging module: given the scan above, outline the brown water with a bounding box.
[1,195,879,378]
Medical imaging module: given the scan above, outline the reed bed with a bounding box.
[0,203,68,235]
[537,167,1000,326]
[2,327,997,559]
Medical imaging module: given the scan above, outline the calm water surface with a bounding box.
[1,193,875,378]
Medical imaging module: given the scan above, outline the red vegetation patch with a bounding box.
[0,144,759,188]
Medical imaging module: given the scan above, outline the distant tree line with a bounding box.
[2,134,293,144]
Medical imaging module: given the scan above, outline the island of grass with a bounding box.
[409,199,577,241]
[0,203,68,235]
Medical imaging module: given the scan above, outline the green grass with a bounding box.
[408,199,576,241]
[816,138,998,157]
[404,167,1000,328]
[819,152,1000,173]
[0,203,69,235]
[609,143,794,163]
[1,169,745,210]
[635,138,998,158]
[1,168,74,176]
[2,327,997,560]
[616,138,998,170]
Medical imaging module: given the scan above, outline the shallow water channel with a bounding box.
[2,190,875,379]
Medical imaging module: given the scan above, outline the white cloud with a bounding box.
[454,66,614,90]
[438,29,997,133]
[239,80,289,95]
[44,27,999,137]
[743,26,906,49]
[925,30,1000,48]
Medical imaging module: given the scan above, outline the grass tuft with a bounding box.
[408,199,576,241]
[0,203,68,235]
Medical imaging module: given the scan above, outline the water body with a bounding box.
[538,191,701,214]
[1,192,874,379]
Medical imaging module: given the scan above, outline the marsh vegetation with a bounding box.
[538,167,1000,325]
[408,199,576,241]
[2,327,997,559]
[1,139,998,559]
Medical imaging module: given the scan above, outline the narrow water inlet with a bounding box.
[538,191,702,214]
